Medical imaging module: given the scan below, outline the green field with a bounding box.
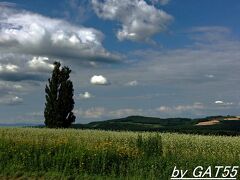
[0,128,239,179]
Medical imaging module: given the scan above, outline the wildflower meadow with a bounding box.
[0,128,239,179]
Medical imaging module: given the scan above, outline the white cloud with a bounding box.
[74,107,105,118]
[0,81,38,101]
[214,100,233,106]
[0,95,23,105]
[0,81,23,92]
[156,103,204,113]
[0,81,24,102]
[126,80,138,86]
[74,107,143,119]
[175,103,204,111]
[0,54,53,82]
[205,74,215,78]
[156,106,171,112]
[28,56,54,72]
[115,29,240,87]
[109,108,143,118]
[0,63,19,73]
[90,75,109,85]
[0,60,48,82]
[79,91,93,99]
[92,0,173,42]
[0,7,119,62]
[215,100,224,104]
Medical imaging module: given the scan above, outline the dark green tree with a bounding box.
[44,62,75,128]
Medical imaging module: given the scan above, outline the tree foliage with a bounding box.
[44,62,75,128]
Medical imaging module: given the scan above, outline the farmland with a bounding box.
[0,128,240,179]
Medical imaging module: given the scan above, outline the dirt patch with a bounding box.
[196,119,220,126]
[223,117,240,120]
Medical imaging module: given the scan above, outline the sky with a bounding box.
[0,0,240,124]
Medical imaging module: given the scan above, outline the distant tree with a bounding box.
[44,62,75,128]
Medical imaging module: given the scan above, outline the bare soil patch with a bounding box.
[196,120,220,126]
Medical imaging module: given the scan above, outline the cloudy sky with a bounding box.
[0,0,240,124]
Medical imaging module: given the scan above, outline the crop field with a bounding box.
[0,128,239,179]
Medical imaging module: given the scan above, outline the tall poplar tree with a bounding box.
[44,62,75,128]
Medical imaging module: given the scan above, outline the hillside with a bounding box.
[73,115,240,136]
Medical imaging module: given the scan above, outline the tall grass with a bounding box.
[0,128,239,179]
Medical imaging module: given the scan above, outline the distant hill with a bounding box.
[0,123,43,127]
[72,115,240,136]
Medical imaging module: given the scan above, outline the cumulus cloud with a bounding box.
[0,95,23,105]
[27,56,54,72]
[0,63,19,73]
[0,62,48,81]
[79,91,93,99]
[126,80,138,86]
[0,54,53,82]
[0,62,45,81]
[0,6,119,62]
[90,75,109,85]
[92,0,173,42]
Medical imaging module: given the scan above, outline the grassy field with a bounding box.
[0,128,239,179]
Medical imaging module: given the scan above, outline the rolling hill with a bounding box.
[72,115,240,136]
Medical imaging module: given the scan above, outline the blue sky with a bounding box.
[0,0,240,124]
